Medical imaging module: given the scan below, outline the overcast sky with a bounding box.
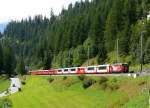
[0,0,83,23]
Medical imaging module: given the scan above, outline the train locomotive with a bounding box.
[30,63,129,75]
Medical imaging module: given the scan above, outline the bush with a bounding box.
[82,78,96,89]
[63,76,67,80]
[64,78,78,87]
[100,82,108,90]
[78,74,86,81]
[98,77,108,90]
[108,83,119,91]
[21,81,26,85]
[18,87,22,91]
[48,77,54,83]
[138,80,147,86]
[12,84,16,87]
[99,77,108,85]
[1,98,12,108]
[112,78,117,83]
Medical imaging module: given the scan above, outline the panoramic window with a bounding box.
[70,68,76,71]
[87,67,94,70]
[64,69,68,72]
[58,70,62,72]
[98,66,106,70]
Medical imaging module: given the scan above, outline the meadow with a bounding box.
[0,76,10,93]
[0,75,149,108]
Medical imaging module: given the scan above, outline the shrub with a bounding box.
[82,78,96,89]
[100,82,108,90]
[63,76,67,80]
[2,98,12,108]
[108,83,119,91]
[112,78,117,83]
[78,74,86,81]
[98,77,109,90]
[48,77,54,83]
[138,80,147,86]
[12,84,16,87]
[64,78,78,87]
[21,81,26,85]
[99,77,108,85]
[18,88,22,92]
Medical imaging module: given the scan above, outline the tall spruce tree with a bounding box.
[0,43,3,73]
[17,56,27,75]
[3,45,16,76]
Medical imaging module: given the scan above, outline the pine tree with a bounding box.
[144,37,150,63]
[0,43,3,73]
[3,45,16,76]
[17,57,27,75]
[43,50,52,69]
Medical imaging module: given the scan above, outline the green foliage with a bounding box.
[0,77,10,93]
[16,57,27,75]
[48,77,54,83]
[78,74,86,81]
[98,77,120,91]
[0,0,150,69]
[2,44,16,76]
[82,78,96,89]
[98,77,108,90]
[21,81,26,85]
[98,77,108,85]
[63,76,67,80]
[144,37,150,63]
[72,45,86,67]
[0,98,12,108]
[0,43,3,74]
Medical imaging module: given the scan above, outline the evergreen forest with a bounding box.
[0,0,150,75]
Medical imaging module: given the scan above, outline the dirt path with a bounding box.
[0,78,21,97]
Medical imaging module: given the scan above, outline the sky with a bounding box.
[0,0,82,23]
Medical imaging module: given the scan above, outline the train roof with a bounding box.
[112,63,128,65]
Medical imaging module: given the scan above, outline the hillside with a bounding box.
[0,76,10,93]
[0,76,149,108]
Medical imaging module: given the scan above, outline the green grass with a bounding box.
[0,76,10,93]
[0,76,149,108]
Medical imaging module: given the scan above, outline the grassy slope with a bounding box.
[3,76,149,108]
[0,76,10,93]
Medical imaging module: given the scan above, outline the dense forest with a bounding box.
[0,0,150,75]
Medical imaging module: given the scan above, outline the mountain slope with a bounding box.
[2,0,150,70]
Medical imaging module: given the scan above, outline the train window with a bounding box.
[98,66,106,70]
[87,67,94,70]
[122,64,128,66]
[64,69,68,72]
[58,70,62,72]
[70,68,76,71]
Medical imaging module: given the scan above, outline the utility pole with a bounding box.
[87,45,90,66]
[68,49,71,67]
[116,39,119,63]
[53,51,55,62]
[140,32,143,73]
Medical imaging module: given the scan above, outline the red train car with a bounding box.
[30,69,56,75]
[96,64,113,74]
[111,63,129,73]
[77,67,86,74]
[30,63,129,75]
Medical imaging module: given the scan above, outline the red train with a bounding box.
[30,63,129,75]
